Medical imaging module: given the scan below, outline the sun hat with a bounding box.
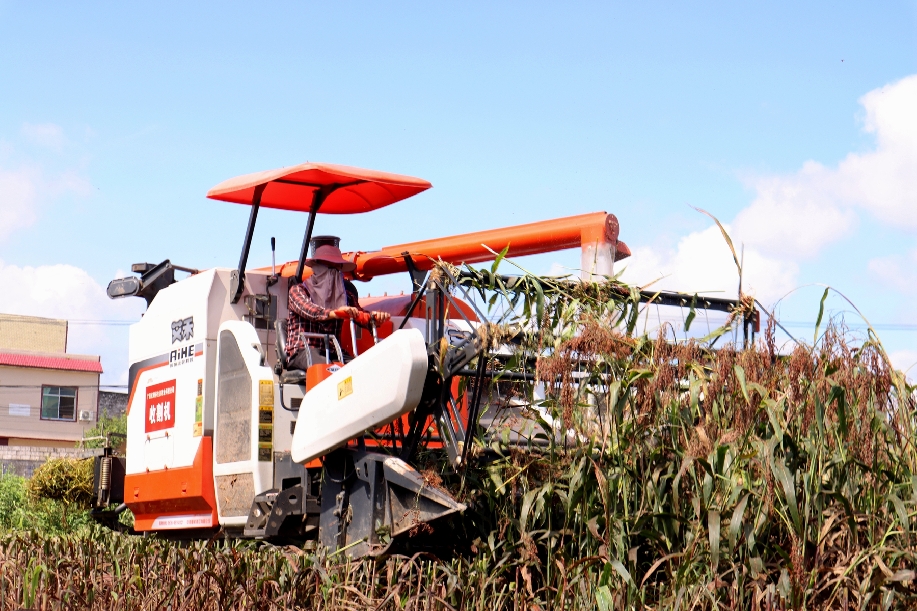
[306,243,356,272]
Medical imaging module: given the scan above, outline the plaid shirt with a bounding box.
[286,280,364,358]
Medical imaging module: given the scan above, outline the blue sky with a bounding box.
[1,2,916,384]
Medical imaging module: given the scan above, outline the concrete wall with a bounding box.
[0,445,102,478]
[0,365,100,444]
[99,391,128,420]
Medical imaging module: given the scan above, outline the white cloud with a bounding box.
[888,349,917,380]
[734,74,917,259]
[619,225,798,305]
[733,165,859,258]
[0,260,145,385]
[867,248,917,295]
[0,164,94,241]
[21,122,67,152]
[0,166,40,240]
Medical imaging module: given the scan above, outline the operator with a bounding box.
[286,239,390,371]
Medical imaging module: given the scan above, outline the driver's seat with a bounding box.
[274,320,306,385]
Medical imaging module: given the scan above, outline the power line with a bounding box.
[0,384,126,390]
[631,310,917,332]
[0,317,138,326]
[9,312,917,332]
[68,320,137,326]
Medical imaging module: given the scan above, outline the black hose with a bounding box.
[460,355,488,469]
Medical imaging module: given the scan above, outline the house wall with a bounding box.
[0,314,67,352]
[0,365,99,445]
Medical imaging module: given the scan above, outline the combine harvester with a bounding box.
[92,162,741,557]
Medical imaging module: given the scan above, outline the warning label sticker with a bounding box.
[152,514,213,530]
[259,380,274,407]
[337,376,353,401]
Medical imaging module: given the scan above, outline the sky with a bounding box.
[1,2,916,385]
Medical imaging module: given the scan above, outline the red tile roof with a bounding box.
[0,352,103,374]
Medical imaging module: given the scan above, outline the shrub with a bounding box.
[0,468,92,535]
[82,414,127,450]
[0,471,29,531]
[28,457,95,506]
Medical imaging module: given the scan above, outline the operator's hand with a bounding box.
[329,306,360,320]
[353,311,373,327]
[370,311,391,325]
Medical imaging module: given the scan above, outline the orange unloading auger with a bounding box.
[273,212,632,282]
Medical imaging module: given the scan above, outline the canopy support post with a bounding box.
[294,190,328,284]
[230,183,266,304]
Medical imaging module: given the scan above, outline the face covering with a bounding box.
[304,263,347,311]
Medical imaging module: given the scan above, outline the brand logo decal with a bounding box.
[170,343,199,367]
[171,317,194,344]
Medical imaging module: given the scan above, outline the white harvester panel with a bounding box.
[124,270,216,475]
[123,268,283,476]
[291,329,428,465]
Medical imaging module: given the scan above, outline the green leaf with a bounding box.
[491,244,510,275]
[815,397,825,436]
[831,491,857,542]
[774,458,801,534]
[596,585,614,611]
[765,399,784,443]
[488,465,505,494]
[599,561,613,587]
[520,489,538,531]
[685,294,698,332]
[708,510,721,572]
[699,324,731,344]
[889,493,910,540]
[734,365,750,405]
[729,494,750,552]
[814,287,829,344]
[610,559,635,586]
[829,385,848,438]
[694,207,741,275]
[534,279,545,323]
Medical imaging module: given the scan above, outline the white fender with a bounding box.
[291,328,428,464]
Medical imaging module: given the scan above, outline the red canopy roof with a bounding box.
[0,352,103,374]
[206,162,432,214]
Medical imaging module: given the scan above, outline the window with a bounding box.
[41,386,77,421]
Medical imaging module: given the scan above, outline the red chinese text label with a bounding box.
[145,379,176,433]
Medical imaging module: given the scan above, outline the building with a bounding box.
[0,313,69,353]
[0,314,103,448]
